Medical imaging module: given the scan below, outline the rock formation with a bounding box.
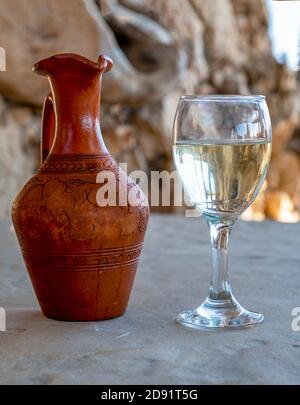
[0,0,299,219]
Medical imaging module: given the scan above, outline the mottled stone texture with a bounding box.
[0,95,40,218]
[0,215,300,384]
[0,0,299,217]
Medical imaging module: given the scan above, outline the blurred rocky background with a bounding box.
[0,0,299,220]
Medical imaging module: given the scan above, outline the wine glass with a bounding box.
[173,95,272,330]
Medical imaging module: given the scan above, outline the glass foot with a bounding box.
[177,295,263,330]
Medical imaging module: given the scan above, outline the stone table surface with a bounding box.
[0,214,300,385]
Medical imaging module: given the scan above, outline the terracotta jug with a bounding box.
[12,54,149,321]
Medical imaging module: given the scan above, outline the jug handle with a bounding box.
[41,92,56,165]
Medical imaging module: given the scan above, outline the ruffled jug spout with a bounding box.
[33,53,113,76]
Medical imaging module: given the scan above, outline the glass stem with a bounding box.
[208,221,234,302]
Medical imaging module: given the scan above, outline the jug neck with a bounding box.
[49,74,108,155]
[34,54,113,156]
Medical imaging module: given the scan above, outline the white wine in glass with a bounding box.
[173,95,272,330]
[174,140,271,220]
